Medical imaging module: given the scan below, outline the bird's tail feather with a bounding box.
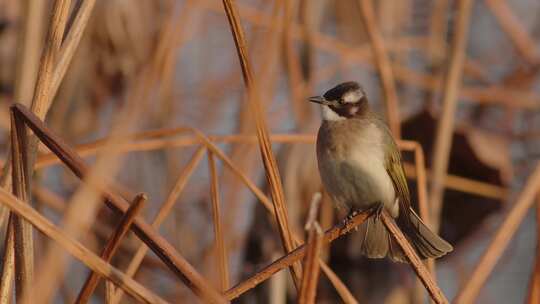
[357,209,453,263]
[399,208,453,260]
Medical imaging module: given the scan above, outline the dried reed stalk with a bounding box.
[10,107,34,301]
[50,0,97,103]
[380,212,448,304]
[11,104,227,304]
[530,195,540,298]
[400,141,436,273]
[429,0,474,232]
[217,0,282,293]
[105,282,114,304]
[358,0,401,138]
[222,0,301,287]
[298,193,323,304]
[402,163,507,200]
[454,163,540,304]
[484,0,539,64]
[190,130,274,211]
[0,188,169,304]
[208,151,230,291]
[0,215,16,303]
[269,252,287,304]
[401,141,436,304]
[428,0,450,65]
[75,193,147,303]
[224,207,374,300]
[110,146,207,304]
[527,195,540,304]
[30,0,71,119]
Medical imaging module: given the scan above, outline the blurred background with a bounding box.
[0,0,539,303]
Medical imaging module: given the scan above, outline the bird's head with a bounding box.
[309,81,367,121]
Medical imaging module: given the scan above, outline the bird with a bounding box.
[309,81,452,262]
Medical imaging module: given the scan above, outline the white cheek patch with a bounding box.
[342,91,363,103]
[321,105,345,121]
[348,106,359,116]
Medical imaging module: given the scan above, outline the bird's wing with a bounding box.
[382,127,412,211]
[382,127,452,258]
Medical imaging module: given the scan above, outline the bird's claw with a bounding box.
[343,209,360,231]
[347,209,359,221]
[374,203,384,221]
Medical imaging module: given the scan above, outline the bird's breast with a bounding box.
[316,120,396,213]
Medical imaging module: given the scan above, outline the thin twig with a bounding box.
[269,253,287,304]
[222,0,301,287]
[298,193,323,304]
[454,163,540,304]
[408,142,436,276]
[215,1,282,300]
[526,194,540,304]
[380,212,449,304]
[429,0,475,232]
[411,141,436,303]
[75,193,147,303]
[208,151,230,291]
[0,215,16,303]
[49,0,97,105]
[403,162,507,200]
[10,106,34,301]
[427,0,450,65]
[30,0,71,120]
[105,282,114,304]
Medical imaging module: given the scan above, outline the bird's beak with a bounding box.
[308,95,329,105]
